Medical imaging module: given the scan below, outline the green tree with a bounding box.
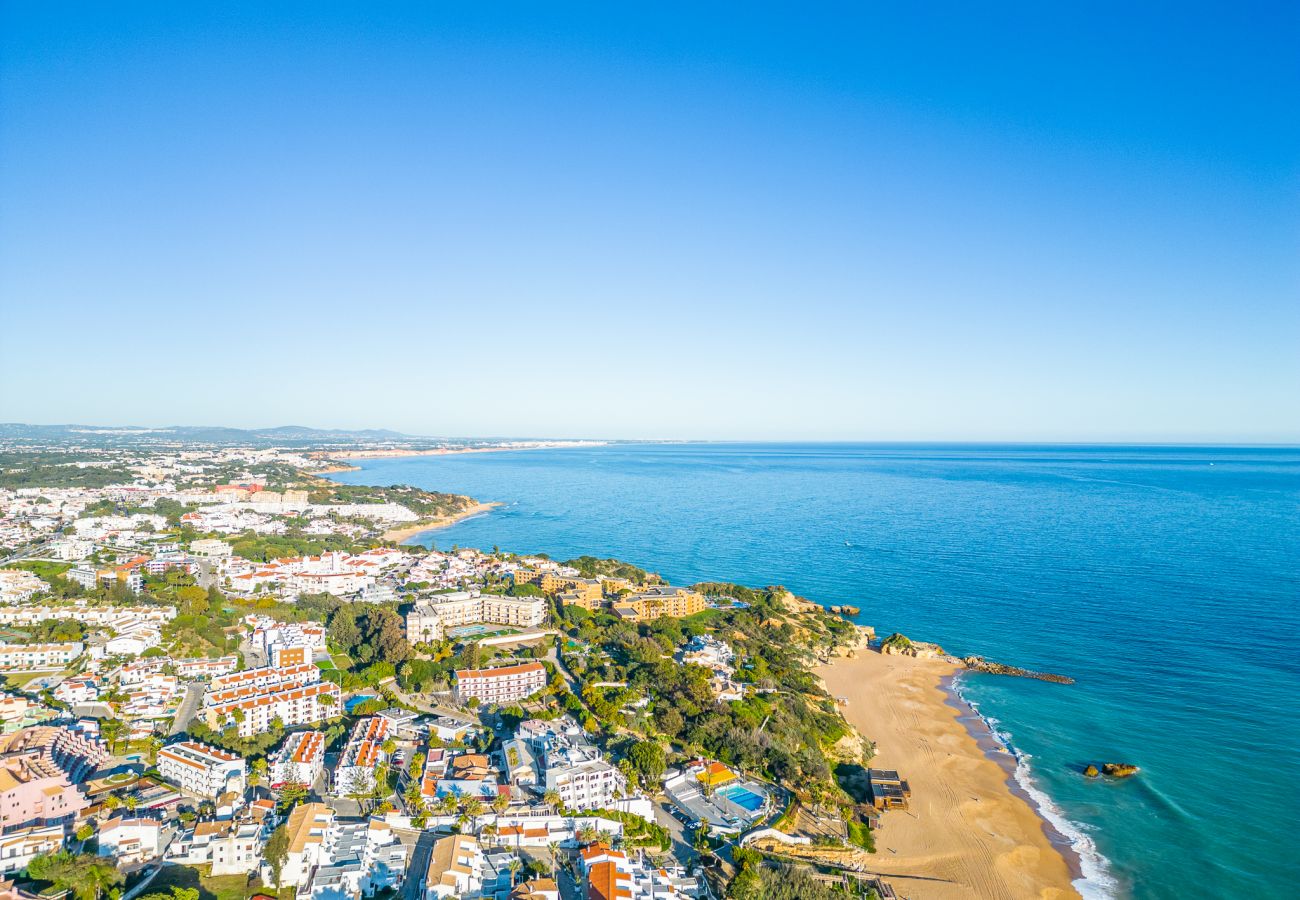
[264,824,289,889]
[627,740,666,786]
[27,852,123,900]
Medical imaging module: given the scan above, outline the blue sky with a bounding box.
[2,2,1297,441]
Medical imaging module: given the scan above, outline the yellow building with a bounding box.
[610,586,707,621]
[556,589,603,612]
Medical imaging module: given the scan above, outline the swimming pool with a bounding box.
[718,784,765,813]
[446,624,490,638]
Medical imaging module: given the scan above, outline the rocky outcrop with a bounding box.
[1083,762,1139,778]
[879,633,946,658]
[828,605,861,617]
[962,656,1074,684]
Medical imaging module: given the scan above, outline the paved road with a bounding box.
[169,682,204,735]
[401,830,438,900]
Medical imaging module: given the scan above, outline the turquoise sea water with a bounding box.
[328,444,1300,898]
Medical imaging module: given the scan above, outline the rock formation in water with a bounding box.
[961,656,1074,684]
[1083,762,1139,778]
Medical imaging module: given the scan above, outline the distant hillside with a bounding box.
[0,423,431,447]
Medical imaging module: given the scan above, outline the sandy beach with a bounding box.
[381,501,500,543]
[816,650,1079,900]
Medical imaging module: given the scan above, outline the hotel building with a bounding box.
[454,662,547,705]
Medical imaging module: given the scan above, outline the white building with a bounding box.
[0,642,84,670]
[97,817,172,864]
[405,592,547,643]
[175,656,239,679]
[270,730,327,788]
[0,824,65,875]
[157,740,247,799]
[204,680,341,738]
[190,539,233,558]
[334,717,389,797]
[544,743,627,811]
[453,662,547,706]
[425,834,482,900]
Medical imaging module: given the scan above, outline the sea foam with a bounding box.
[952,677,1119,900]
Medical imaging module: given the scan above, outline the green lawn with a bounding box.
[2,560,72,578]
[143,864,264,900]
[2,672,45,690]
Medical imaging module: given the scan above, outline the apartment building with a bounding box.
[513,570,602,601]
[157,740,247,799]
[269,730,326,788]
[544,744,627,812]
[203,680,341,738]
[425,834,482,900]
[206,663,319,701]
[610,586,707,622]
[0,755,89,829]
[273,802,334,888]
[189,539,233,558]
[187,819,264,875]
[175,656,239,679]
[0,642,84,670]
[580,844,697,900]
[0,824,64,875]
[454,661,547,706]
[0,605,175,628]
[334,717,388,797]
[0,725,111,782]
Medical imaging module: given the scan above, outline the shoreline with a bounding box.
[381,501,501,543]
[943,673,1116,899]
[817,650,1082,899]
[317,441,606,463]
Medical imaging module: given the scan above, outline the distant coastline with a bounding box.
[318,440,607,462]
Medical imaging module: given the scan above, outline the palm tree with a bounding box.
[492,792,511,816]
[99,719,125,755]
[462,797,485,833]
[546,841,560,875]
[480,823,498,847]
[507,857,522,888]
[123,795,138,813]
[543,789,562,813]
[435,793,459,817]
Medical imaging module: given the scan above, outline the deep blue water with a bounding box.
[329,443,1300,898]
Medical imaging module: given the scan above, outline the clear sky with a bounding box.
[1,2,1297,442]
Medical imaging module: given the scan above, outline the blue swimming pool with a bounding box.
[718,784,765,812]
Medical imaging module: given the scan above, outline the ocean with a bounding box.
[327,443,1300,898]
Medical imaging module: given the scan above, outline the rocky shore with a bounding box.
[960,655,1075,684]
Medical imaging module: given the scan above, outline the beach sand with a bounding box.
[381,501,500,543]
[816,650,1079,900]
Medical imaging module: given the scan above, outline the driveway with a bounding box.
[169,682,204,735]
[401,830,438,900]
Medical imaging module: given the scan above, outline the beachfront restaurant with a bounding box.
[867,769,912,810]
